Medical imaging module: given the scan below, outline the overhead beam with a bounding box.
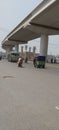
[9,39,27,44]
[30,22,59,31]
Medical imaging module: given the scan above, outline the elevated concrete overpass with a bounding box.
[2,0,59,64]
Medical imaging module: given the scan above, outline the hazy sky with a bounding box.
[0,0,59,55]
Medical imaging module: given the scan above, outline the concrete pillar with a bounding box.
[15,44,19,52]
[6,47,12,53]
[6,46,12,58]
[28,47,31,60]
[25,45,28,63]
[21,46,23,57]
[39,34,48,68]
[40,34,48,56]
[33,46,36,57]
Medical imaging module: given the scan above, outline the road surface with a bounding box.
[0,59,59,130]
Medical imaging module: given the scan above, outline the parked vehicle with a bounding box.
[7,51,20,62]
[33,56,46,68]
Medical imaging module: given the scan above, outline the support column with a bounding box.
[40,34,48,56]
[39,34,48,68]
[25,45,28,63]
[33,46,36,57]
[15,44,19,52]
[6,46,12,58]
[21,46,23,57]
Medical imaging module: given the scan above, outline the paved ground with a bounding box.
[0,59,59,130]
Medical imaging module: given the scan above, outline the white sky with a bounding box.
[0,0,59,55]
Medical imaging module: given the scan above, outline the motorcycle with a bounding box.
[18,57,23,67]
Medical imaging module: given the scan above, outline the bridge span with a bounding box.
[2,0,59,66]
